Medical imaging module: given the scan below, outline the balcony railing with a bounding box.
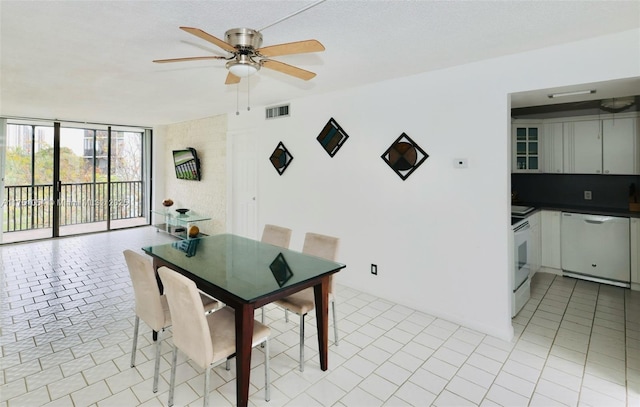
[3,181,144,232]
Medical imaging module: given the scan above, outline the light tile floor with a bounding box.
[1,227,639,406]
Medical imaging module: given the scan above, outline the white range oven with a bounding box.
[512,218,532,317]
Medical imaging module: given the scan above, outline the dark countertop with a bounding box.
[513,202,640,219]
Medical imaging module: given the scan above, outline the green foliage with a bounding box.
[5,146,31,185]
[5,144,107,185]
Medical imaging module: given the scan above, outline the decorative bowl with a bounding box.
[175,208,190,215]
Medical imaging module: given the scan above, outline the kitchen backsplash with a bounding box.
[511,174,640,210]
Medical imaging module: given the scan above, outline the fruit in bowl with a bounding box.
[162,199,174,207]
[188,225,200,238]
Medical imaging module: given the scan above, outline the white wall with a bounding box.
[153,115,228,234]
[225,28,639,340]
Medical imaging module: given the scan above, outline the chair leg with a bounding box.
[299,313,305,372]
[152,329,162,393]
[225,358,231,371]
[260,308,267,348]
[264,338,270,402]
[130,316,140,368]
[331,299,339,346]
[203,365,212,407]
[168,346,178,407]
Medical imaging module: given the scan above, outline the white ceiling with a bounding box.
[1,0,639,127]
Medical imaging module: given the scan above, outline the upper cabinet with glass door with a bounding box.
[512,122,542,172]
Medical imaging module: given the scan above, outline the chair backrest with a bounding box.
[302,233,340,293]
[123,249,167,332]
[261,224,292,249]
[157,266,213,370]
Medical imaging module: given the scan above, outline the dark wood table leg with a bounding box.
[235,303,254,407]
[313,276,330,370]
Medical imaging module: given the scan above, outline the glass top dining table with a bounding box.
[142,233,345,407]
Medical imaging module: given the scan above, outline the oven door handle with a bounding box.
[513,221,530,232]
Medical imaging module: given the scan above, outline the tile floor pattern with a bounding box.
[1,227,638,406]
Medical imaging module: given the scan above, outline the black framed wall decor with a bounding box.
[269,141,293,175]
[381,132,429,180]
[316,117,349,157]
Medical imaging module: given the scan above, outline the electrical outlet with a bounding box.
[371,264,377,275]
[584,190,592,200]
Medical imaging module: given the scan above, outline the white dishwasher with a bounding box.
[561,212,630,287]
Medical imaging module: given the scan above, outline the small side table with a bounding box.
[150,209,210,239]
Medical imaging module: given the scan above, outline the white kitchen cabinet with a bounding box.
[541,210,561,270]
[632,218,640,291]
[543,122,563,173]
[602,117,640,175]
[529,211,541,277]
[563,119,602,174]
[515,114,640,175]
[512,122,542,172]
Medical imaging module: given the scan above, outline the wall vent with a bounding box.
[265,104,290,119]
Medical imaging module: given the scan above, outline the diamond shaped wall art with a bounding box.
[381,133,429,180]
[317,117,349,157]
[269,141,293,175]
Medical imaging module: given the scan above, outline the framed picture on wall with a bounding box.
[316,117,349,157]
[269,142,293,175]
[381,132,428,180]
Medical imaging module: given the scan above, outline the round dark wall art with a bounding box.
[381,133,428,180]
[269,142,293,175]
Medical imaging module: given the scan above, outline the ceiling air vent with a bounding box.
[265,104,290,119]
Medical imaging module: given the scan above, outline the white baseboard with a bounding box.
[539,266,562,276]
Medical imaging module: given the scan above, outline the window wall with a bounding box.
[1,121,150,242]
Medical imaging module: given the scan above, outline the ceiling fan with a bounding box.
[153,26,325,84]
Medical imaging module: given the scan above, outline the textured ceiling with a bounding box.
[1,0,639,127]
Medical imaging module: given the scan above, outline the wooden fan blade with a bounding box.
[180,26,237,53]
[261,60,316,81]
[225,72,241,85]
[153,56,226,63]
[258,39,325,57]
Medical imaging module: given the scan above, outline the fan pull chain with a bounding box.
[247,75,251,111]
[236,82,240,116]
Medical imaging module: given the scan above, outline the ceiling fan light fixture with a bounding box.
[600,96,635,109]
[226,56,260,77]
[228,62,258,77]
[600,96,636,113]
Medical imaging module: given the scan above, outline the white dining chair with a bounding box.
[123,250,218,393]
[270,232,340,371]
[158,266,271,407]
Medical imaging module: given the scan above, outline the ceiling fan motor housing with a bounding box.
[225,28,263,51]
